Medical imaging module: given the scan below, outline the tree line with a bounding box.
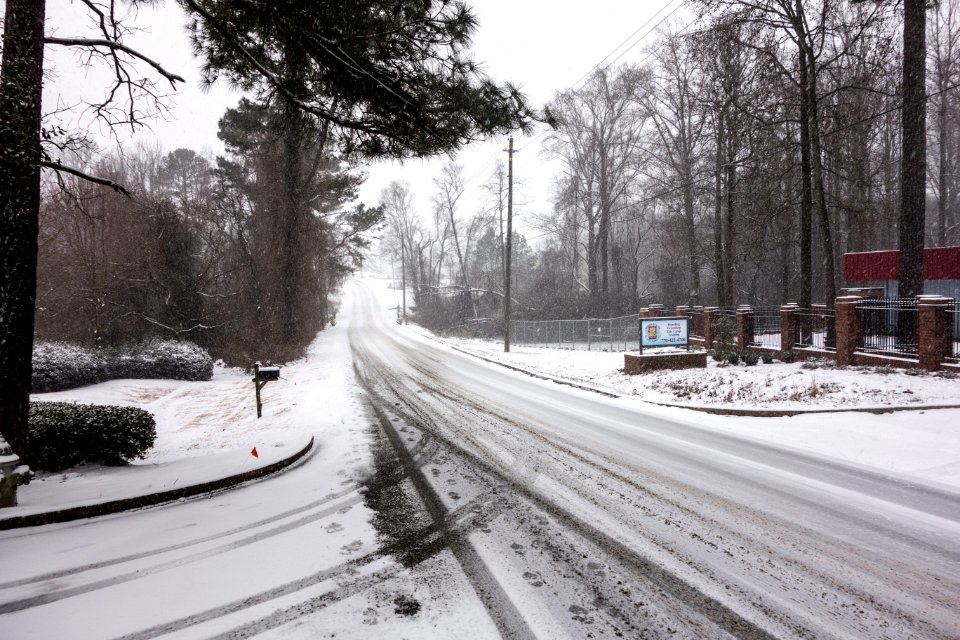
[387,0,959,329]
[35,99,379,365]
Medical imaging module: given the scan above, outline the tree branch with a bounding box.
[39,160,131,196]
[44,37,185,87]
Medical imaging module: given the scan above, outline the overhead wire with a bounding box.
[461,0,700,192]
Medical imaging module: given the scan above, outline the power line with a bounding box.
[463,0,706,192]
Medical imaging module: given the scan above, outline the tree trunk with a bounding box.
[723,153,736,307]
[900,0,927,299]
[805,55,837,312]
[938,85,948,247]
[798,46,813,317]
[682,168,702,305]
[714,115,726,308]
[0,0,47,461]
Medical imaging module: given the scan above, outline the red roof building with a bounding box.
[844,246,960,298]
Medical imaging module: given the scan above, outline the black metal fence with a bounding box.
[751,307,781,349]
[856,298,919,359]
[687,307,705,339]
[949,302,960,364]
[511,315,640,352]
[795,306,836,352]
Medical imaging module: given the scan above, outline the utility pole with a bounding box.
[504,137,516,352]
[401,237,407,324]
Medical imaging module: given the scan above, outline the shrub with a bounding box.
[741,350,760,366]
[713,316,736,359]
[780,350,797,363]
[710,349,724,362]
[28,402,156,471]
[110,340,214,382]
[33,340,213,392]
[31,342,109,392]
[760,351,774,364]
[726,351,740,365]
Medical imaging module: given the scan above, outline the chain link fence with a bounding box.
[511,315,640,352]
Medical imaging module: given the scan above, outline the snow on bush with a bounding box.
[110,340,214,382]
[31,342,109,392]
[32,340,214,392]
[28,402,156,471]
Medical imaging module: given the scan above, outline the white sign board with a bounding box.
[640,316,689,350]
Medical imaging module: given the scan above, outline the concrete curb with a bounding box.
[0,436,315,531]
[426,333,960,418]
[440,341,621,398]
[643,401,960,417]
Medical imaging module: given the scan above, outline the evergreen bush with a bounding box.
[760,351,774,364]
[32,340,213,392]
[725,351,740,365]
[781,350,797,363]
[712,316,736,359]
[110,340,214,381]
[741,350,760,366]
[31,342,109,392]
[28,402,156,471]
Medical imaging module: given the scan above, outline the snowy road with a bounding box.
[348,280,960,639]
[1,278,959,639]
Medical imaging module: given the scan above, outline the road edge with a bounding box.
[0,436,315,531]
[426,334,960,417]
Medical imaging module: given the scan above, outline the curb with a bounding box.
[421,332,960,418]
[643,401,960,418]
[0,437,315,531]
[440,341,620,398]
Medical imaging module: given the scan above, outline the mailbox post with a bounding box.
[253,362,281,418]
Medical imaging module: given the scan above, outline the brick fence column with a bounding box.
[780,304,797,353]
[675,304,689,318]
[649,303,665,318]
[736,305,754,351]
[703,307,717,349]
[835,296,862,366]
[919,296,952,371]
[639,307,651,319]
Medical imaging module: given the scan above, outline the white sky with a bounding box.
[36,0,694,237]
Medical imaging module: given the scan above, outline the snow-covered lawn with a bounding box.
[16,301,360,516]
[438,336,960,410]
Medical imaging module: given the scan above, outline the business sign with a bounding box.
[640,316,689,351]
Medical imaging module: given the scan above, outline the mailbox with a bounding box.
[258,366,280,381]
[252,363,281,418]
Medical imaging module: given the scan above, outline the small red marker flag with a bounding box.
[251,447,259,458]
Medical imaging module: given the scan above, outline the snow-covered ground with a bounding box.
[441,336,960,410]
[2,276,958,640]
[18,276,960,506]
[14,295,358,516]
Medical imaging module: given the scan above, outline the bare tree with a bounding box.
[546,65,649,313]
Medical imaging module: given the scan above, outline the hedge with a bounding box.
[28,402,157,471]
[32,340,214,392]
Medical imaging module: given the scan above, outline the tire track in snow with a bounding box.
[354,343,780,640]
[0,494,365,614]
[0,484,361,591]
